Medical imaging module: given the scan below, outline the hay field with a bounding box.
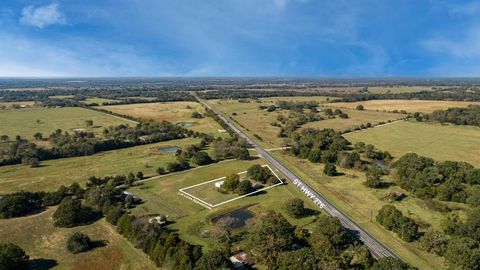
[345,121,480,166]
[0,107,132,139]
[98,102,226,136]
[328,99,480,113]
[0,138,199,193]
[0,208,156,270]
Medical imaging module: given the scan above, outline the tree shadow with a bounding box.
[29,258,58,270]
[90,239,108,249]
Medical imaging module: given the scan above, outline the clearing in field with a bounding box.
[345,120,480,166]
[98,102,226,136]
[0,137,200,193]
[0,107,132,139]
[127,159,320,249]
[0,208,156,270]
[179,165,283,209]
[328,99,480,113]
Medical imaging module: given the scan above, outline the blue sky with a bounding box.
[1,0,480,77]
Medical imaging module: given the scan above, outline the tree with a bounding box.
[194,250,231,270]
[284,198,305,218]
[0,135,9,142]
[323,163,337,176]
[444,236,480,270]
[236,180,253,195]
[0,243,29,270]
[105,204,124,225]
[278,248,319,270]
[191,151,213,166]
[85,120,93,127]
[371,257,416,270]
[356,104,365,111]
[420,230,448,256]
[33,132,43,140]
[156,167,165,175]
[314,215,355,250]
[191,112,203,118]
[136,171,144,180]
[223,173,239,192]
[66,232,92,254]
[364,166,384,188]
[53,197,93,228]
[0,191,43,218]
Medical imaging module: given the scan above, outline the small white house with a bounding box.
[215,180,225,188]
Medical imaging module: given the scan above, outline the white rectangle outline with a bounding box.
[178,164,284,209]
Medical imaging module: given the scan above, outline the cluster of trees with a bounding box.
[246,210,414,269]
[0,243,30,270]
[0,183,84,218]
[246,164,277,184]
[324,108,349,119]
[376,205,419,242]
[53,197,96,227]
[354,142,392,161]
[416,105,480,127]
[211,137,250,160]
[115,214,232,269]
[222,173,253,195]
[157,141,214,174]
[276,101,319,112]
[419,208,480,269]
[0,120,205,167]
[198,89,332,100]
[392,153,480,204]
[275,112,323,138]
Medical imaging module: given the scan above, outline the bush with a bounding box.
[0,191,44,218]
[223,173,240,192]
[0,243,29,270]
[356,104,365,110]
[284,198,305,218]
[323,163,337,176]
[66,232,92,254]
[236,180,253,195]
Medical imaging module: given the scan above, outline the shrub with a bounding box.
[223,173,240,192]
[66,232,92,254]
[53,197,94,228]
[236,180,253,195]
[323,163,337,176]
[284,198,305,218]
[0,243,29,270]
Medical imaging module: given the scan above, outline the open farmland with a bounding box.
[0,107,132,139]
[0,101,36,109]
[345,120,480,166]
[0,137,199,193]
[303,108,405,132]
[366,86,435,94]
[98,102,227,137]
[328,99,480,113]
[0,208,156,270]
[127,158,320,249]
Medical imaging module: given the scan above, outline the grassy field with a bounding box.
[208,98,404,148]
[346,121,480,166]
[0,107,132,139]
[98,102,227,137]
[0,138,199,193]
[303,108,404,132]
[127,158,320,250]
[0,208,156,270]
[328,99,480,113]
[81,97,120,105]
[271,152,448,270]
[0,101,36,109]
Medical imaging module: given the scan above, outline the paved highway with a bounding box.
[194,95,399,259]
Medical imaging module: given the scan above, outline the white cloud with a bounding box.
[20,3,66,28]
[422,25,480,58]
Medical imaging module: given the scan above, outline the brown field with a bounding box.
[98,102,226,136]
[327,99,480,113]
[0,208,155,270]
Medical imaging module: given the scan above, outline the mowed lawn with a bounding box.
[328,99,480,113]
[346,121,480,166]
[0,107,132,139]
[0,208,156,270]
[128,158,320,249]
[98,102,227,137]
[0,138,199,193]
[303,107,405,132]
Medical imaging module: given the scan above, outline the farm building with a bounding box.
[229,251,253,269]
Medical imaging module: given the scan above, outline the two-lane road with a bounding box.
[195,95,399,259]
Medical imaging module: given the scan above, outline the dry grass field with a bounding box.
[98,102,227,137]
[0,208,156,270]
[0,101,36,109]
[327,99,480,113]
[346,120,480,166]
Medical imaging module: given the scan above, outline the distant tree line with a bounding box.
[415,105,480,127]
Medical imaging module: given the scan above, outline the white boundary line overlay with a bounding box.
[178,164,284,209]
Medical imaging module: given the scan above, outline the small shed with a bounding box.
[215,180,225,188]
[229,251,253,269]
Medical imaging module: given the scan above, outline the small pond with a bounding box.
[176,122,195,127]
[160,147,180,153]
[214,209,254,229]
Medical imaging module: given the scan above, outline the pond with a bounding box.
[159,147,180,153]
[214,209,254,229]
[176,122,195,127]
